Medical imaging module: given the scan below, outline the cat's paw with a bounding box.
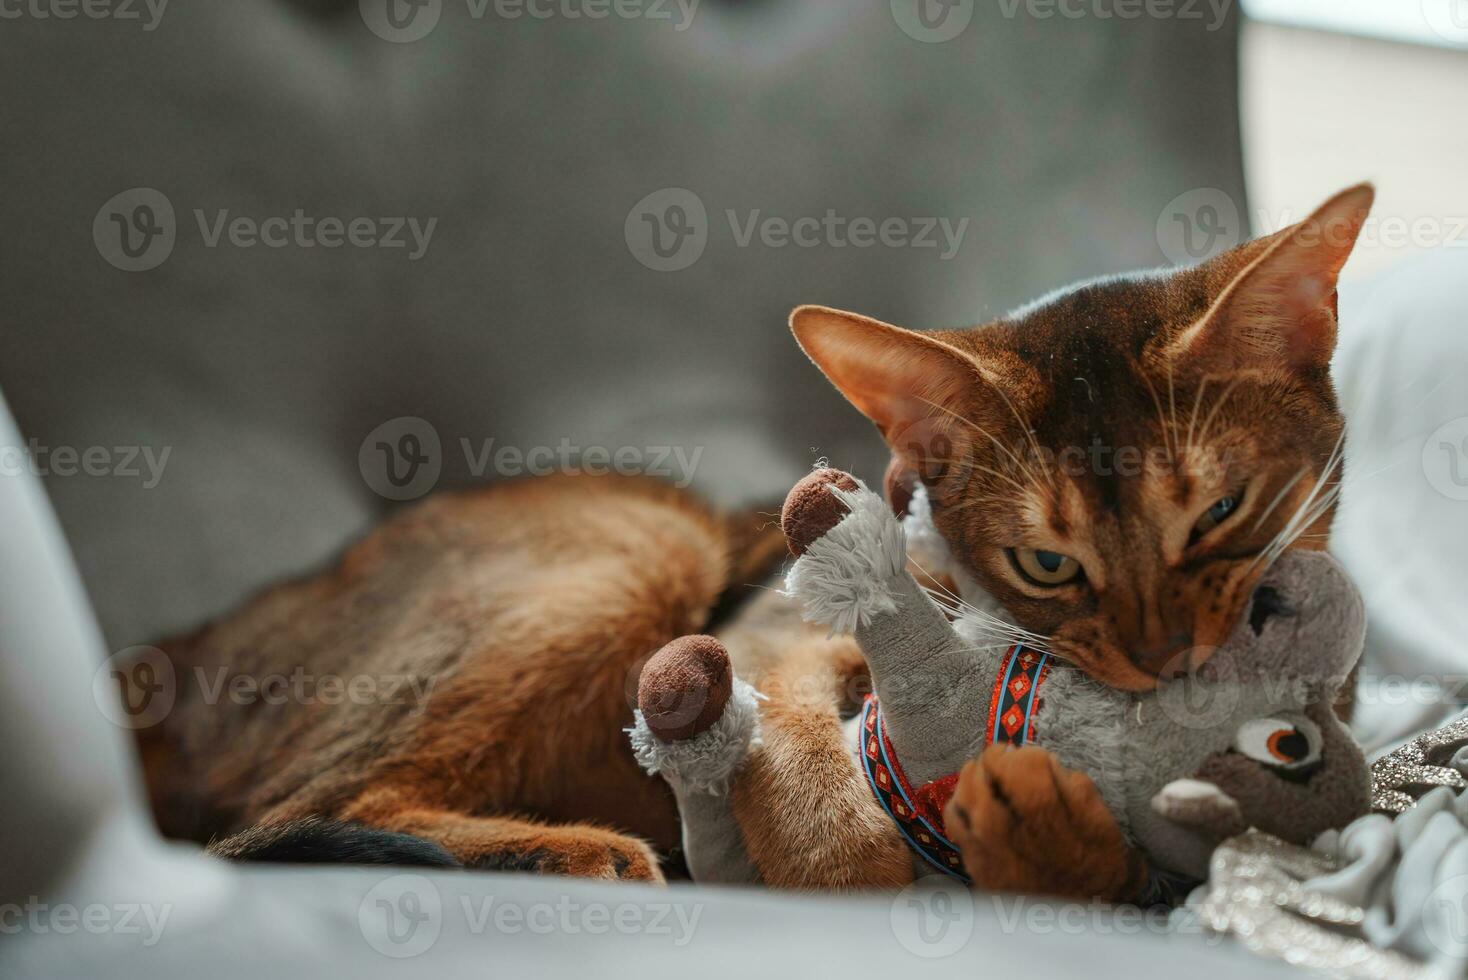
[945,744,1145,901]
[542,828,665,883]
[781,468,859,556]
[476,826,664,882]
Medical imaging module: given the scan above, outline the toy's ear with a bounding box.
[1241,551,1365,685]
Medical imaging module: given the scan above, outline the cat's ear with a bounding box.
[790,305,987,443]
[1168,183,1374,372]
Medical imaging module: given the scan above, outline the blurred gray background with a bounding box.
[0,0,1245,651]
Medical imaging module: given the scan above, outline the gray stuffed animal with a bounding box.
[629,469,1370,891]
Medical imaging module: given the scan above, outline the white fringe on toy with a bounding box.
[627,678,762,796]
[900,482,956,579]
[782,480,908,636]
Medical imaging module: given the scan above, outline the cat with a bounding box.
[789,184,1372,692]
[126,183,1372,894]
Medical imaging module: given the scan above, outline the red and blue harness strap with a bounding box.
[860,644,1050,882]
[985,644,1051,746]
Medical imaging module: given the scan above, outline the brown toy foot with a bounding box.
[781,468,859,556]
[638,635,733,741]
[945,744,1147,901]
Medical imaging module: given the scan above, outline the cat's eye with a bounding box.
[1010,548,1083,587]
[1192,494,1240,538]
[1234,716,1322,774]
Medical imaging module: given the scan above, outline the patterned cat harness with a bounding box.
[859,644,1052,882]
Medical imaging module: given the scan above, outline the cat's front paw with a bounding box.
[945,744,1146,901]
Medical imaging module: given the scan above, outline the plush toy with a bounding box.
[628,469,1370,896]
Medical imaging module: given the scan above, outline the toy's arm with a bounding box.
[782,470,992,785]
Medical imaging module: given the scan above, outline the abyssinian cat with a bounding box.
[127,184,1372,897]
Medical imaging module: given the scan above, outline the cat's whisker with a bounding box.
[916,397,1046,497]
[992,384,1057,490]
[1185,374,1211,460]
[1250,467,1309,533]
[1196,375,1246,450]
[1166,361,1180,463]
[1139,370,1176,465]
[913,575,1051,647]
[1248,442,1345,575]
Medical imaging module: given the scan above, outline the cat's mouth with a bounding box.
[1051,577,1298,692]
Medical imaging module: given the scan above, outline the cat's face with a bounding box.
[793,184,1372,692]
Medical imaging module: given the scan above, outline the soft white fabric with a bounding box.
[1332,249,1468,754]
[782,481,909,636]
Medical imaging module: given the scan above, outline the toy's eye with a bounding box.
[1234,716,1322,773]
[1010,548,1083,587]
[1193,494,1240,538]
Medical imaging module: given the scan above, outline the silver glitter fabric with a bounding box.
[1370,715,1468,814]
[1187,830,1427,979]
